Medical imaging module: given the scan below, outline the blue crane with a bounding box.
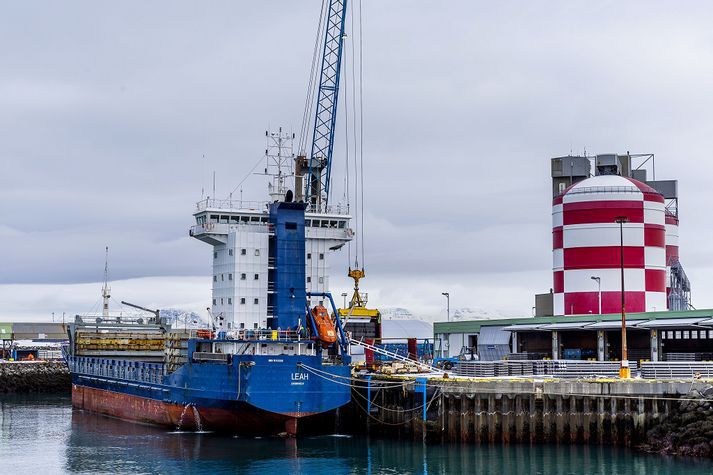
[304,0,348,211]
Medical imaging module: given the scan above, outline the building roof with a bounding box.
[381,319,433,341]
[433,309,713,334]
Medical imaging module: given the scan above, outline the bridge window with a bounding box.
[307,253,312,259]
[228,298,232,305]
[307,277,311,283]
[338,221,345,229]
[305,220,311,227]
[213,275,217,282]
[221,274,224,281]
[213,251,218,259]
[241,273,246,280]
[220,215,229,224]
[210,215,219,222]
[255,249,260,256]
[229,249,233,256]
[254,274,259,280]
[212,299,216,305]
[319,253,324,260]
[241,249,247,255]
[254,298,259,305]
[240,298,246,304]
[228,274,233,281]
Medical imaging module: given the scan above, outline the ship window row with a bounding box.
[306,277,325,284]
[200,215,346,229]
[214,273,259,281]
[305,219,346,229]
[206,214,269,224]
[213,298,259,306]
[214,248,260,259]
[306,253,325,260]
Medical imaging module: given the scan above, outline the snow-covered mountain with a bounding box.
[380,306,518,323]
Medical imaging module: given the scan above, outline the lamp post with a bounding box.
[590,276,601,314]
[615,216,630,379]
[341,292,348,309]
[442,292,450,322]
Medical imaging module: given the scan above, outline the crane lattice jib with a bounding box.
[306,0,348,210]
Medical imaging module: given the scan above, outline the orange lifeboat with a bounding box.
[310,305,337,348]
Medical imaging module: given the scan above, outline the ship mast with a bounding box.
[101,246,111,317]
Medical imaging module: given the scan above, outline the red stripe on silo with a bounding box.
[553,227,563,249]
[602,291,646,314]
[563,291,599,315]
[665,214,679,225]
[625,178,665,203]
[563,202,644,225]
[563,246,645,270]
[564,291,646,315]
[553,271,564,293]
[645,269,667,291]
[644,224,666,247]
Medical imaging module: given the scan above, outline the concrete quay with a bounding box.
[349,375,713,448]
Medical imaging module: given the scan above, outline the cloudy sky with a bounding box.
[2,1,713,322]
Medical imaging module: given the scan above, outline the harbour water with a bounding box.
[2,394,713,474]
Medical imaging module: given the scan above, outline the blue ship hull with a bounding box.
[68,352,351,436]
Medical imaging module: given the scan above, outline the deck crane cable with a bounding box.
[351,0,363,268]
[358,0,365,268]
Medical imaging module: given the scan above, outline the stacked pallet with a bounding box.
[164,331,190,373]
[641,362,713,379]
[75,326,165,361]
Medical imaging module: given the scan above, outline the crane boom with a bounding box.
[305,0,348,211]
[120,300,160,320]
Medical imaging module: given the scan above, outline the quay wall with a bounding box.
[0,361,70,393]
[348,376,713,448]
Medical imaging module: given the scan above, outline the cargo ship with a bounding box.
[66,200,353,436]
[64,2,360,436]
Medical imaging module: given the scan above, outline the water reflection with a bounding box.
[2,395,713,475]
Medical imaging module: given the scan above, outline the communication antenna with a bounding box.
[101,246,111,317]
[265,127,295,202]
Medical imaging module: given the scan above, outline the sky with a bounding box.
[2,1,713,322]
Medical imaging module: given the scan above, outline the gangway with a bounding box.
[349,337,446,375]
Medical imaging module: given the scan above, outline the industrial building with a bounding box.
[434,152,708,362]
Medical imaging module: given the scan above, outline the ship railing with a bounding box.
[72,355,165,385]
[179,328,306,342]
[226,329,306,342]
[196,198,267,212]
[195,197,350,215]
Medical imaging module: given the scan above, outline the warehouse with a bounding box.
[434,309,713,362]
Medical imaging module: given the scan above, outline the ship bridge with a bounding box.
[189,198,353,331]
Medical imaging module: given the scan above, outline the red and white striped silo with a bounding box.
[552,174,668,315]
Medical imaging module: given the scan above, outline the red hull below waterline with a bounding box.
[72,384,324,436]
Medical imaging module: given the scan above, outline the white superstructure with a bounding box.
[190,199,352,330]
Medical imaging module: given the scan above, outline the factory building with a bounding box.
[434,153,708,362]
